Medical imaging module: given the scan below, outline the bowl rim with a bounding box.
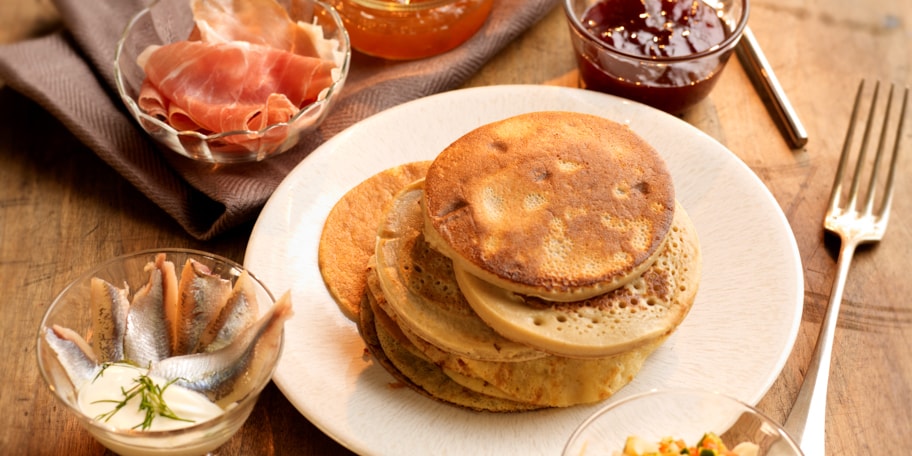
[36,247,282,441]
[112,0,352,142]
[562,0,751,63]
[342,0,489,12]
[563,388,804,455]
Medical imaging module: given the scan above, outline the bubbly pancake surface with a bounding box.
[374,180,546,362]
[456,201,701,358]
[318,161,430,321]
[422,111,675,302]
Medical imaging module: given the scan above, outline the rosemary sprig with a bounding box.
[92,363,195,431]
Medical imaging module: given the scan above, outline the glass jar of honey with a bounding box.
[329,0,494,60]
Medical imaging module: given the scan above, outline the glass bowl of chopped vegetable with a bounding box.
[563,389,804,456]
[114,0,351,163]
[36,248,293,456]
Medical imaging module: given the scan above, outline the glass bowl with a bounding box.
[563,0,749,115]
[328,0,493,60]
[36,248,285,456]
[114,0,351,163]
[563,389,804,456]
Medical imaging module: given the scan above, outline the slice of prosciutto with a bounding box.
[190,0,326,58]
[138,40,334,133]
[136,0,340,141]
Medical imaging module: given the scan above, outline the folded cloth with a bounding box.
[0,0,559,240]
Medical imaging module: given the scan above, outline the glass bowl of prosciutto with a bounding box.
[563,389,804,456]
[37,248,294,456]
[114,0,351,163]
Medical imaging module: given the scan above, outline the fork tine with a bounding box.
[829,80,867,214]
[846,81,881,212]
[876,85,909,221]
[862,83,895,216]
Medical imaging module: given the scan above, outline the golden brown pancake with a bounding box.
[456,201,700,358]
[409,322,666,407]
[323,111,700,413]
[318,161,431,321]
[369,183,691,406]
[374,180,547,362]
[369,256,666,408]
[422,111,675,302]
[358,271,543,413]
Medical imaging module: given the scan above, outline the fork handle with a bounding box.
[783,239,858,455]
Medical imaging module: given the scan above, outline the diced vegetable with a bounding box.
[616,433,760,456]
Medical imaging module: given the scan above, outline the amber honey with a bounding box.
[330,0,494,60]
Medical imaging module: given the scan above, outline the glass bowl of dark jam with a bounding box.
[563,0,749,115]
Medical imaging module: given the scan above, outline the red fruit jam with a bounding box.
[574,0,737,114]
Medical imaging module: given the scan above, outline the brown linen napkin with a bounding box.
[0,0,560,240]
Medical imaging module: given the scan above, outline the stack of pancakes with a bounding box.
[318,111,701,412]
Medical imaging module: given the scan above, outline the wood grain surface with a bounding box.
[2,0,910,454]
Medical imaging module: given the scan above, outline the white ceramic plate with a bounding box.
[244,85,804,456]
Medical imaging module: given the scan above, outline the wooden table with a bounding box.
[2,0,910,454]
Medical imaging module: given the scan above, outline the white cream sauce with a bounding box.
[78,363,223,431]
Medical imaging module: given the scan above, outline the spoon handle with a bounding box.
[736,26,809,149]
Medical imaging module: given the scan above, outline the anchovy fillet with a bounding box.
[150,291,293,407]
[45,325,101,390]
[123,254,178,366]
[174,259,232,356]
[197,269,259,353]
[89,277,130,362]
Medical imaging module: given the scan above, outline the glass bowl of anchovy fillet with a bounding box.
[36,248,293,456]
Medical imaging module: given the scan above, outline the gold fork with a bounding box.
[783,80,909,454]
